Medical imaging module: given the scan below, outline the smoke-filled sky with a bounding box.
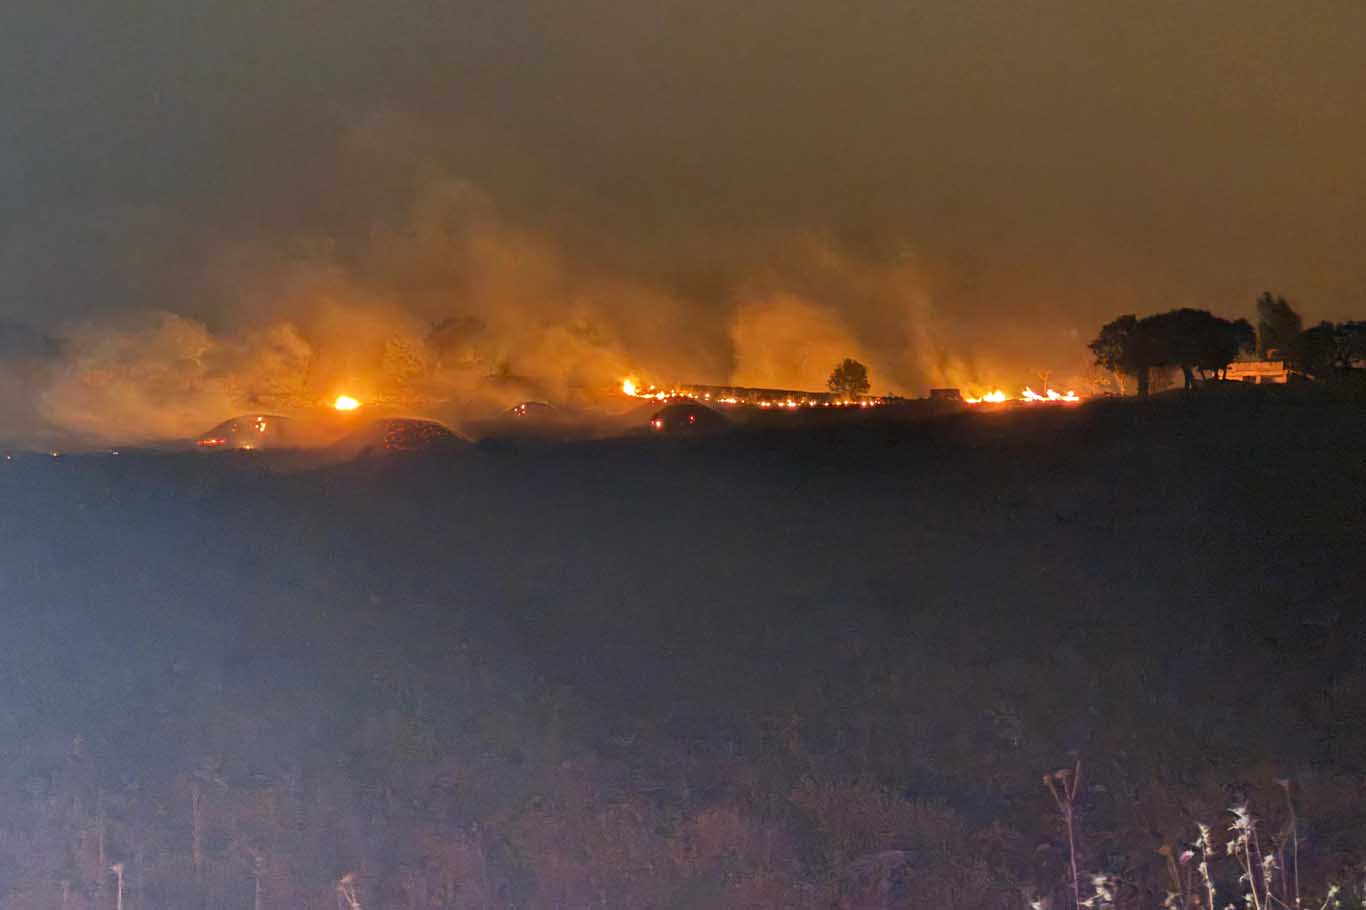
[3,0,1365,441]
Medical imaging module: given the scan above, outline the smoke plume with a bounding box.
[2,121,1039,447]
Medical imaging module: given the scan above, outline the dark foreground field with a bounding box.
[2,390,1364,910]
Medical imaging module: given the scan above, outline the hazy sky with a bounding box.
[3,0,1365,400]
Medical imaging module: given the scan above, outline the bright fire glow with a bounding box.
[966,387,1080,405]
[622,376,883,409]
[1021,387,1081,403]
[333,395,361,411]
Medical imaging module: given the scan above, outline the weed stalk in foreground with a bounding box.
[1045,761,1084,910]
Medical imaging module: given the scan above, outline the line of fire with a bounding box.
[619,378,1083,407]
[621,379,887,408]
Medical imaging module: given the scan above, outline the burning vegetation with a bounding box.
[964,387,1082,404]
[623,375,1084,412]
[621,378,887,409]
[194,415,312,452]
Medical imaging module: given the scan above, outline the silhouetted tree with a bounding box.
[1255,293,1302,359]
[1197,318,1256,380]
[1335,321,1365,367]
[1136,309,1255,390]
[827,358,870,398]
[1141,309,1200,391]
[1089,315,1155,396]
[1092,310,1254,394]
[1289,321,1366,377]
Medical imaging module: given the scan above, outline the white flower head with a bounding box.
[1089,873,1115,906]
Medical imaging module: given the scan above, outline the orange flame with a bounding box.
[1022,387,1080,403]
[967,387,1080,405]
[333,395,361,411]
[622,375,887,410]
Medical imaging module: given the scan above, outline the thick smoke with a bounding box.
[1,123,1041,447]
[6,0,1365,448]
[36,315,315,445]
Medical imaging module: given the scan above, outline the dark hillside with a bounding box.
[1,390,1363,909]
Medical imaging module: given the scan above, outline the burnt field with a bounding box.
[2,389,1364,910]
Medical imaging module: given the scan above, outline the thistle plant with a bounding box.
[1042,767,1341,910]
[1195,823,1219,910]
[1045,762,1084,910]
[1275,779,1300,910]
[1080,873,1116,910]
[1196,804,1335,910]
[1160,842,1198,910]
[1226,804,1268,910]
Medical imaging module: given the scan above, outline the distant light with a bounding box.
[334,395,361,411]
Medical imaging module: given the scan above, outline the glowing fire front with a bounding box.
[621,378,881,408]
[333,395,361,411]
[964,387,1081,404]
[1022,387,1080,402]
[195,415,276,450]
[622,376,1081,408]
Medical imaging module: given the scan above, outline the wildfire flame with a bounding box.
[623,375,1076,408]
[1021,387,1080,403]
[333,395,361,411]
[622,378,676,401]
[966,387,1080,405]
[964,390,1010,404]
[621,376,882,409]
